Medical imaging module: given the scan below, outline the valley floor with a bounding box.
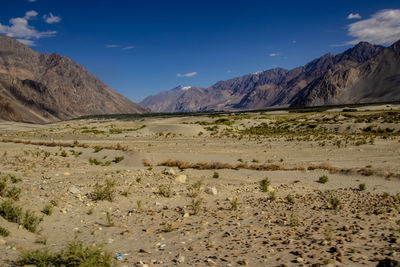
[0,106,399,266]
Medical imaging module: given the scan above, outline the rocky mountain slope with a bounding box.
[0,35,148,123]
[290,40,400,107]
[141,41,400,112]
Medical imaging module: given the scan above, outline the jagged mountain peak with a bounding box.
[336,41,384,63]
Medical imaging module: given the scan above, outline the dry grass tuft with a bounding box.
[151,159,400,179]
[0,138,134,152]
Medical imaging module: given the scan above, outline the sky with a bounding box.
[1,0,400,102]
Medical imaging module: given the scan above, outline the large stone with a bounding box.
[175,175,187,183]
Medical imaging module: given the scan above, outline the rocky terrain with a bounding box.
[0,35,148,123]
[141,40,400,112]
[0,104,399,266]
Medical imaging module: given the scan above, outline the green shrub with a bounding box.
[0,200,22,223]
[162,222,174,232]
[189,197,203,215]
[91,179,116,202]
[229,198,239,211]
[330,197,341,210]
[212,171,219,179]
[17,240,112,267]
[259,177,270,192]
[60,150,68,157]
[93,146,103,153]
[318,175,328,184]
[269,191,276,201]
[41,204,53,216]
[0,226,9,237]
[105,211,114,227]
[23,210,41,233]
[50,200,58,207]
[359,183,366,191]
[112,156,124,163]
[6,187,21,201]
[17,248,58,266]
[188,181,202,198]
[286,194,295,204]
[0,177,7,196]
[289,213,299,226]
[158,184,172,198]
[8,174,21,183]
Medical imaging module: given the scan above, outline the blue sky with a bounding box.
[1,0,400,102]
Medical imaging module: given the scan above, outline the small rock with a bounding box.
[163,168,176,175]
[176,254,185,263]
[0,238,6,246]
[207,259,217,265]
[175,174,187,183]
[237,259,248,265]
[267,185,274,192]
[64,172,71,176]
[296,257,304,263]
[183,213,190,218]
[205,187,218,195]
[69,186,82,194]
[376,258,399,267]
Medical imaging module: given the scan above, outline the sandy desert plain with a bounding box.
[0,104,399,266]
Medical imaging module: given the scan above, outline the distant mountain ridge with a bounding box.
[141,40,400,112]
[0,35,148,123]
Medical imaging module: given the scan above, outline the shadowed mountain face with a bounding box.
[0,35,148,123]
[141,41,400,112]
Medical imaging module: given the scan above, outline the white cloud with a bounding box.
[43,13,61,24]
[106,44,120,48]
[177,72,197,77]
[122,46,134,50]
[347,9,400,44]
[181,86,191,91]
[269,53,280,57]
[25,10,38,19]
[16,38,36,46]
[0,11,56,46]
[347,13,362,19]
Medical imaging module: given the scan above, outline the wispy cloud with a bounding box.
[105,44,134,50]
[269,52,280,57]
[27,0,37,2]
[347,13,362,19]
[227,70,232,73]
[292,40,297,44]
[177,72,197,77]
[347,9,400,44]
[0,10,57,46]
[43,13,61,24]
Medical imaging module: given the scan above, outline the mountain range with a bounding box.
[141,40,400,112]
[0,35,147,123]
